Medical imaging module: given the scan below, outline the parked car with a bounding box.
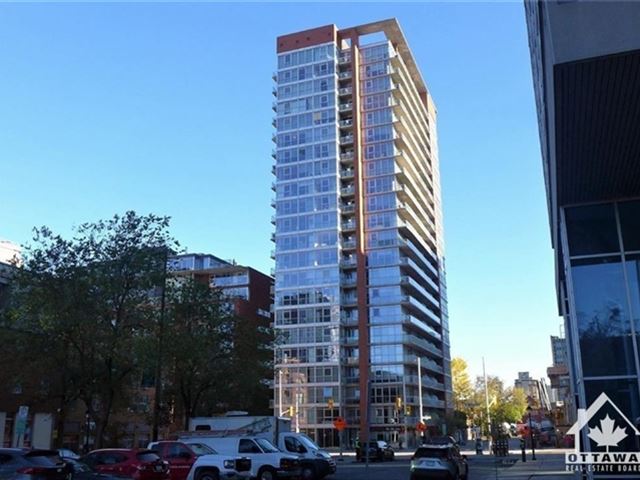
[410,439,468,480]
[0,448,72,480]
[147,441,251,480]
[82,449,169,480]
[61,458,121,480]
[355,441,394,462]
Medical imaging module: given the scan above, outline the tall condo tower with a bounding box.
[271,19,450,448]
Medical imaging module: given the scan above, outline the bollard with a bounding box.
[520,439,526,463]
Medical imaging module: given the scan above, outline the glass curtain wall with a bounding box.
[274,43,341,445]
[563,200,640,454]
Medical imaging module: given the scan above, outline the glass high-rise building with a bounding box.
[271,19,451,448]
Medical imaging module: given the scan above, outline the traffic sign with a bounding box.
[333,417,347,431]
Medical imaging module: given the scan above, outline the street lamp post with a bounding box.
[527,406,536,461]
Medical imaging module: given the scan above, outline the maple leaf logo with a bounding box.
[588,414,628,452]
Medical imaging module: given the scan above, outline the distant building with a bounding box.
[170,253,273,322]
[515,372,550,411]
[0,239,20,265]
[547,335,573,426]
[550,335,567,367]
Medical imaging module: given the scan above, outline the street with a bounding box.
[328,450,573,480]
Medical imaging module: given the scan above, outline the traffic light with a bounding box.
[327,398,334,409]
[288,406,295,417]
[405,406,412,416]
[395,396,403,409]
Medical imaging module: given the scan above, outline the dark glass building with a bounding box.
[525,0,640,459]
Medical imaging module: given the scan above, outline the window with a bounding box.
[571,257,635,377]
[618,200,640,251]
[239,439,262,454]
[565,204,619,256]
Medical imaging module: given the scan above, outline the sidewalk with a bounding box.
[470,451,575,480]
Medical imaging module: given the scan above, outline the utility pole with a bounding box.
[278,370,283,416]
[483,357,491,451]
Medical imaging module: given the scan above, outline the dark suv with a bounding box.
[410,439,468,480]
[0,449,71,480]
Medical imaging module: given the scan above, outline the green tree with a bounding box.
[493,387,528,424]
[160,277,235,430]
[1,212,177,447]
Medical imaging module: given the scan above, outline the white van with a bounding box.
[180,436,300,480]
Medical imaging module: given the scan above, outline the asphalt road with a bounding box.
[328,451,572,480]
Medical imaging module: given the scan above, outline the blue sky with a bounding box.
[0,1,559,384]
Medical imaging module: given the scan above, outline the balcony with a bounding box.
[272,72,277,81]
[341,295,357,306]
[338,102,353,112]
[271,133,277,143]
[270,198,276,208]
[272,86,277,97]
[271,149,276,159]
[340,257,357,269]
[342,336,359,346]
[341,168,355,180]
[338,54,351,65]
[340,185,355,197]
[341,153,355,164]
[341,203,355,214]
[270,250,275,260]
[339,119,353,129]
[403,334,442,357]
[270,215,276,224]
[272,101,277,112]
[270,232,275,242]
[341,312,358,325]
[343,357,359,366]
[271,165,276,175]
[342,239,356,250]
[338,70,352,80]
[341,220,356,231]
[340,134,354,145]
[271,182,276,191]
[341,274,356,286]
[424,397,446,409]
[339,86,353,96]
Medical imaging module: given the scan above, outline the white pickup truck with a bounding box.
[183,415,336,480]
[177,435,300,480]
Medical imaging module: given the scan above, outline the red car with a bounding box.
[147,441,213,480]
[82,449,170,480]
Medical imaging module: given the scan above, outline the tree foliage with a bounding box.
[451,357,473,412]
[160,277,235,430]
[1,212,177,447]
[0,211,276,446]
[450,357,529,435]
